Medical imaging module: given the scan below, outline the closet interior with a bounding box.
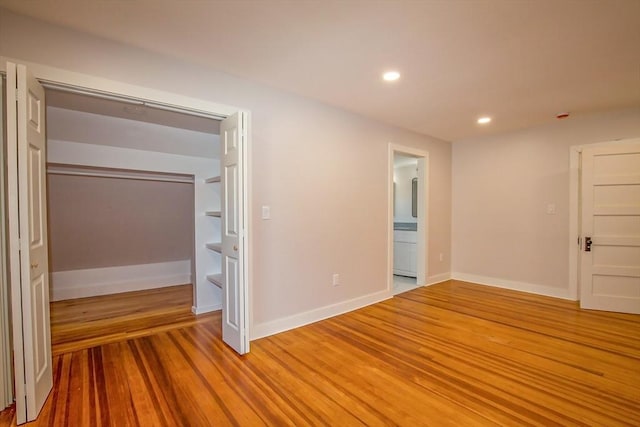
[44,88,223,351]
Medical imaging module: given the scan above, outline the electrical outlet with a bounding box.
[332,273,340,286]
[439,253,443,262]
[546,203,556,215]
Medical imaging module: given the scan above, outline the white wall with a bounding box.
[0,10,452,335]
[452,108,640,298]
[394,162,418,222]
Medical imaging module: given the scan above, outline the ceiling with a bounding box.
[1,0,639,141]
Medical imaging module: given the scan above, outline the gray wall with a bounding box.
[47,174,194,272]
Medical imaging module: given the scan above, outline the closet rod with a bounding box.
[47,169,194,184]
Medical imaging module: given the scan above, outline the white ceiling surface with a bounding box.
[47,106,220,159]
[2,0,639,141]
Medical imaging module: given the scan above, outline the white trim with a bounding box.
[6,62,27,423]
[243,112,253,350]
[251,289,392,340]
[568,137,640,302]
[388,144,429,295]
[0,57,239,117]
[568,148,581,300]
[0,74,13,411]
[452,272,573,300]
[425,272,451,286]
[51,260,191,301]
[191,303,222,315]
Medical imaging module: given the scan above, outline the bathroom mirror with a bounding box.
[411,177,417,218]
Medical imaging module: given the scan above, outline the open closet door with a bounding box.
[220,112,249,354]
[6,62,53,423]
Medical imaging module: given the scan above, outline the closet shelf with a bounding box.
[205,176,221,183]
[206,242,222,253]
[205,211,221,217]
[207,274,223,289]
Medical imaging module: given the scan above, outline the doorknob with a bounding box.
[233,245,238,251]
[30,262,39,269]
[584,237,592,252]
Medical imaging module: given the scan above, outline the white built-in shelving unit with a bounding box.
[206,274,223,289]
[205,175,224,291]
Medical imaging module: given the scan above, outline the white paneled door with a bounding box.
[220,112,249,354]
[580,141,640,314]
[6,62,53,423]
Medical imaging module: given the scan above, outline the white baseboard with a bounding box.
[51,260,192,301]
[424,272,451,287]
[451,272,574,300]
[192,303,222,315]
[251,289,392,340]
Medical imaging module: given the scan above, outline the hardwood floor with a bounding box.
[50,284,204,355]
[2,280,639,426]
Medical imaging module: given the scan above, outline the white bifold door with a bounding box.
[6,62,53,423]
[220,112,249,354]
[580,141,640,314]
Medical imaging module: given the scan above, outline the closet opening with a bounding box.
[44,88,221,353]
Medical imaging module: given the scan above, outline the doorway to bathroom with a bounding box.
[388,145,428,295]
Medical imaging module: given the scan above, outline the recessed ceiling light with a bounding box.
[477,116,492,124]
[383,71,401,82]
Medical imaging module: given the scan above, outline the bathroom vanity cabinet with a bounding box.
[393,229,417,277]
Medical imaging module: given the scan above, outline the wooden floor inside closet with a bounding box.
[49,284,208,355]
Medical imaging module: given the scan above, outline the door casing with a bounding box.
[0,69,15,413]
[388,143,429,292]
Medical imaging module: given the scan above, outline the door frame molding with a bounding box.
[568,137,640,301]
[387,143,429,292]
[0,70,14,412]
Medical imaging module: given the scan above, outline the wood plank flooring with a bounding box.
[2,280,639,426]
[50,284,205,355]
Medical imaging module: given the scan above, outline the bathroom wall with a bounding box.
[394,161,418,223]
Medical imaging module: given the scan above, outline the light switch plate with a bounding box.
[261,205,271,219]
